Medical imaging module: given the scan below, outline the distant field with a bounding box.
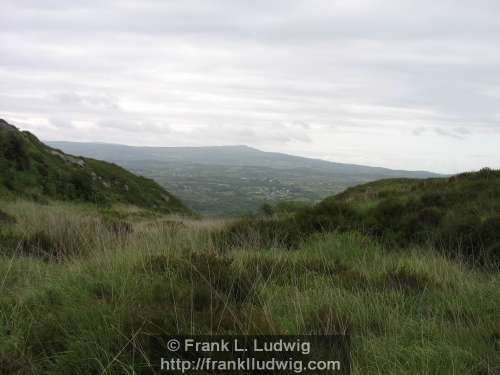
[1,200,499,374]
[123,160,372,216]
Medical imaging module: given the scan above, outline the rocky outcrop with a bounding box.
[49,150,86,168]
[0,119,18,132]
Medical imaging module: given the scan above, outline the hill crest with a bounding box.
[0,119,190,214]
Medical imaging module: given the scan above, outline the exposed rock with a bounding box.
[0,119,18,132]
[50,150,86,168]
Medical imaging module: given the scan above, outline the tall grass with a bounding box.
[1,200,499,374]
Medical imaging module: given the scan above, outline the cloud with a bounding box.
[433,127,464,140]
[1,0,500,173]
[412,127,426,136]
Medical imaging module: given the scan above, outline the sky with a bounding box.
[1,0,500,174]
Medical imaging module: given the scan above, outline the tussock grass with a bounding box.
[1,200,499,374]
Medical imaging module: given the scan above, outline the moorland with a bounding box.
[1,119,499,374]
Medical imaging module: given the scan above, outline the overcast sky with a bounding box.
[2,0,500,173]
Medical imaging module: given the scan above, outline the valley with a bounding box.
[48,141,440,215]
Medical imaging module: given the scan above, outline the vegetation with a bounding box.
[0,119,190,215]
[1,200,499,374]
[219,168,500,264]
[2,123,499,373]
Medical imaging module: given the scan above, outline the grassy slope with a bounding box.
[219,169,500,263]
[0,119,190,215]
[1,201,499,374]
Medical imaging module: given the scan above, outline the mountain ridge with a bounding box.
[47,141,441,177]
[48,140,442,215]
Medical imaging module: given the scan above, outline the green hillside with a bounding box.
[0,119,190,214]
[219,168,500,263]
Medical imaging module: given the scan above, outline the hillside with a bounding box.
[220,168,500,263]
[48,141,440,215]
[0,119,190,214]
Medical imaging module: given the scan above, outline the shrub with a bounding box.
[70,171,94,201]
[294,201,358,236]
[420,192,447,207]
[183,252,255,303]
[436,212,483,258]
[0,232,23,255]
[0,351,30,375]
[416,207,444,227]
[19,231,63,260]
[212,217,301,250]
[2,133,31,171]
[259,203,274,216]
[372,198,406,224]
[477,215,500,246]
[273,200,312,215]
[143,252,256,304]
[0,209,16,225]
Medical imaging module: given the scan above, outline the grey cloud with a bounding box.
[99,119,171,134]
[49,117,75,130]
[433,128,464,140]
[1,0,500,172]
[412,127,427,136]
[54,93,121,111]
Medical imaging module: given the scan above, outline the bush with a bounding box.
[477,215,500,246]
[436,213,483,259]
[185,252,255,303]
[2,133,31,171]
[212,217,302,250]
[416,207,444,227]
[420,192,447,207]
[144,252,256,304]
[70,171,95,201]
[19,231,63,260]
[0,231,23,256]
[295,201,358,234]
[0,209,16,225]
[259,203,274,217]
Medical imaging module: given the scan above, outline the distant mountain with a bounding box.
[0,120,190,214]
[47,142,437,177]
[48,140,441,216]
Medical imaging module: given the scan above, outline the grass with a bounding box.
[1,200,499,374]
